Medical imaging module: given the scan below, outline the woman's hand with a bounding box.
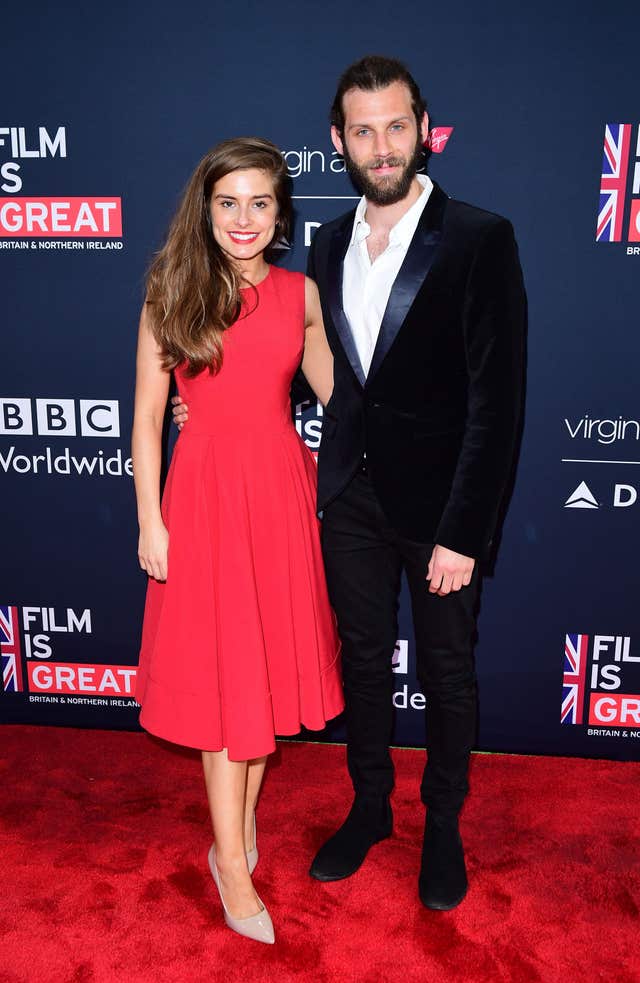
[138,520,169,581]
[171,395,189,429]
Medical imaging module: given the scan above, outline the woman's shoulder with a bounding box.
[270,265,305,288]
[269,266,307,310]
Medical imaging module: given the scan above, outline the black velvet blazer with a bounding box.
[306,181,526,560]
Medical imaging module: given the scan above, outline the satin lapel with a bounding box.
[366,184,447,384]
[326,213,366,388]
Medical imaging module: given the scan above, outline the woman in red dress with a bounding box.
[132,138,343,944]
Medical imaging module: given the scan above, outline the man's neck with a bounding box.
[364,177,425,234]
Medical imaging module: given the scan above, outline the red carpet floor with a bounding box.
[2,726,639,983]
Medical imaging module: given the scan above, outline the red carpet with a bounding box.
[1,726,639,983]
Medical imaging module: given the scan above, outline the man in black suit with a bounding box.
[173,55,526,911]
[305,55,525,911]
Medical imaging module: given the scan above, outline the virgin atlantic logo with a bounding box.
[425,127,454,154]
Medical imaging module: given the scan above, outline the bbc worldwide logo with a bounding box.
[0,398,132,478]
[0,398,120,437]
[596,123,640,243]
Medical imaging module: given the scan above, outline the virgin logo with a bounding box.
[425,127,454,153]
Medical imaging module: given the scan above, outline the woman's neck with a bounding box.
[237,257,270,286]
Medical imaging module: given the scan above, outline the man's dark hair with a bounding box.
[330,55,427,135]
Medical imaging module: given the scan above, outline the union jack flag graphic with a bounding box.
[0,605,23,693]
[596,123,631,242]
[561,633,588,725]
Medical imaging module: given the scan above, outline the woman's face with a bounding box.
[209,168,278,267]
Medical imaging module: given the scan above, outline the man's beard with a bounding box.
[342,136,425,205]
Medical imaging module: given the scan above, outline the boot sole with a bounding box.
[309,830,392,882]
[419,885,468,911]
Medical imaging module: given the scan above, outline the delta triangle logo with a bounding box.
[271,236,290,251]
[564,481,599,509]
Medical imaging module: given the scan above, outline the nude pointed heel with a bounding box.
[246,813,258,875]
[208,844,274,944]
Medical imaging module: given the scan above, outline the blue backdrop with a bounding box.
[2,0,640,760]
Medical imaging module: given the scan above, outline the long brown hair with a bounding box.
[146,137,292,377]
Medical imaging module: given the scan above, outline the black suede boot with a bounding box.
[419,811,467,910]
[309,796,393,881]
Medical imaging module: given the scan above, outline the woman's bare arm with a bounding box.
[131,303,171,580]
[301,276,333,407]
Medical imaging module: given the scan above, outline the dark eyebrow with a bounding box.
[213,193,274,201]
[348,115,412,130]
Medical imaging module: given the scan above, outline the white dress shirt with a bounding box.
[343,173,433,378]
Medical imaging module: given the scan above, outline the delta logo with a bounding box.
[596,122,640,247]
[561,633,640,732]
[0,604,137,698]
[564,481,637,510]
[564,481,599,509]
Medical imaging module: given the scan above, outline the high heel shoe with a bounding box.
[246,813,258,875]
[208,844,274,945]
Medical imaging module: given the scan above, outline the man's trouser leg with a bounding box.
[403,548,479,816]
[321,469,402,801]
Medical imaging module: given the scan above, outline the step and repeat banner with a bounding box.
[2,1,639,760]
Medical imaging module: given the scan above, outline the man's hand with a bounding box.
[171,395,189,430]
[426,545,475,596]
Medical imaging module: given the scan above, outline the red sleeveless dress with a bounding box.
[136,266,343,759]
